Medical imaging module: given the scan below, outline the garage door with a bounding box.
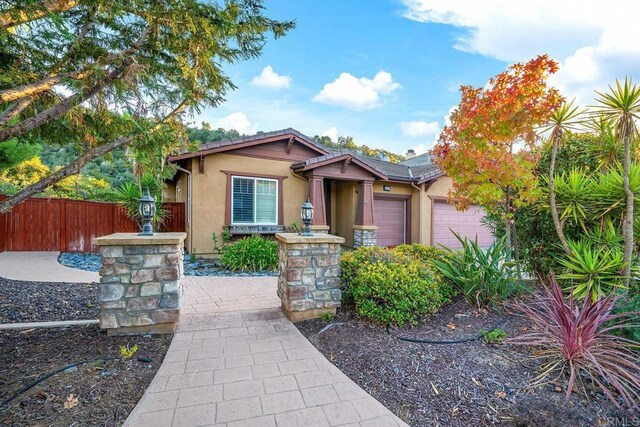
[374,197,406,247]
[432,200,493,249]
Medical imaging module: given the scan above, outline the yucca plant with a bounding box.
[542,168,593,228]
[558,238,627,301]
[113,176,166,228]
[431,233,520,307]
[509,277,640,409]
[594,78,640,292]
[543,99,582,256]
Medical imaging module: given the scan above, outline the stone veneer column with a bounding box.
[353,225,377,248]
[92,232,186,336]
[276,233,345,321]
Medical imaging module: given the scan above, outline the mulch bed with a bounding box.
[0,277,99,323]
[296,298,635,427]
[0,325,171,426]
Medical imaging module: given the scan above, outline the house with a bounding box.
[164,128,493,254]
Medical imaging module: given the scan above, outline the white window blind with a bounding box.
[231,176,278,224]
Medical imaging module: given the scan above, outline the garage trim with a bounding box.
[373,193,411,245]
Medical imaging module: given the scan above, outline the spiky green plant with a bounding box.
[543,100,582,256]
[558,239,628,301]
[594,78,640,292]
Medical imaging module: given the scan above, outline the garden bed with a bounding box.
[58,252,278,277]
[0,277,99,323]
[295,298,631,427]
[0,325,171,426]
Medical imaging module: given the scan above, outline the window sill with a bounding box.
[227,224,284,235]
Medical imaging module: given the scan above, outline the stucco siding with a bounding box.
[189,153,307,254]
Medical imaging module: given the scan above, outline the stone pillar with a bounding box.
[276,233,345,321]
[353,225,377,248]
[354,180,377,247]
[92,232,186,336]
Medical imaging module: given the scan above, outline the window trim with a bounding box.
[230,175,279,226]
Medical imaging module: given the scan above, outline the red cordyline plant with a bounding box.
[509,277,640,410]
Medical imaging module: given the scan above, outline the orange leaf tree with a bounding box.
[433,55,563,254]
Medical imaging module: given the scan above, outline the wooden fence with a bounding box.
[0,195,185,253]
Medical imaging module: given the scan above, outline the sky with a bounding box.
[194,0,640,155]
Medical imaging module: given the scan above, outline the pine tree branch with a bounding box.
[0,99,188,213]
[0,24,152,143]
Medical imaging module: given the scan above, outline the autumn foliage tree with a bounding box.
[432,55,563,254]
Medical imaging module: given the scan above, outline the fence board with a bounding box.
[0,195,185,253]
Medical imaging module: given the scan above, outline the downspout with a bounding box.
[410,179,423,244]
[175,165,192,254]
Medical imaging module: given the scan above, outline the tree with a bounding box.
[594,78,640,292]
[432,55,563,254]
[544,100,581,256]
[0,0,294,212]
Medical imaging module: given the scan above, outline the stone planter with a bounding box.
[93,232,186,336]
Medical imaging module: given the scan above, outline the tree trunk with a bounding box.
[1,0,79,29]
[0,96,32,127]
[0,71,89,103]
[622,132,635,292]
[0,136,133,213]
[549,136,572,255]
[505,188,512,259]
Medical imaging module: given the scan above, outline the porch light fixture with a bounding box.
[300,198,314,236]
[139,187,156,236]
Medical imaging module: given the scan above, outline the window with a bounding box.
[231,176,278,224]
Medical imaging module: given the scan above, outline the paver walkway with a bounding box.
[0,251,99,283]
[127,276,408,427]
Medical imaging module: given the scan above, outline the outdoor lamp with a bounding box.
[139,187,156,236]
[300,198,314,236]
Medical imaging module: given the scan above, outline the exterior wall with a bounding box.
[423,176,454,245]
[190,153,307,254]
[333,181,357,246]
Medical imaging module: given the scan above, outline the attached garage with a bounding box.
[374,195,410,247]
[432,199,494,249]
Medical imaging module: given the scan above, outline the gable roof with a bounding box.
[291,150,389,180]
[168,128,331,161]
[168,127,442,183]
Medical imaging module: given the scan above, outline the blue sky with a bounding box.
[195,0,640,155]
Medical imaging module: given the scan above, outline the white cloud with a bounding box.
[322,126,338,142]
[313,71,401,110]
[400,0,640,104]
[214,112,257,134]
[400,120,440,138]
[251,66,292,89]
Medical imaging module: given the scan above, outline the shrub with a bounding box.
[393,244,457,300]
[509,278,640,409]
[219,235,278,272]
[431,233,520,307]
[558,238,628,301]
[482,328,507,344]
[341,246,452,325]
[613,293,640,343]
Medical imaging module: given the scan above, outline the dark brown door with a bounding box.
[374,197,406,247]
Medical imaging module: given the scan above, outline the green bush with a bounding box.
[340,246,453,325]
[613,293,640,343]
[431,233,520,307]
[219,235,278,272]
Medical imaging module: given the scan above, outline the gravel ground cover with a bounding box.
[0,325,171,426]
[296,298,633,427]
[0,277,99,323]
[58,251,277,277]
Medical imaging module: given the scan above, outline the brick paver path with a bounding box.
[126,276,408,427]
